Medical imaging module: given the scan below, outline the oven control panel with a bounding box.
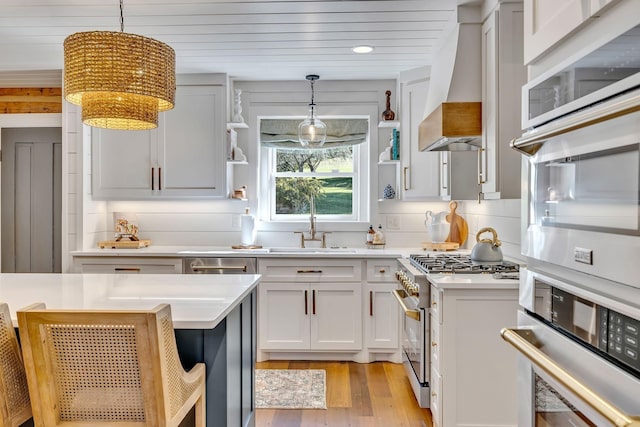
[547,286,640,376]
[606,310,640,369]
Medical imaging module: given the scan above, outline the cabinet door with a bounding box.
[524,0,589,64]
[400,77,440,200]
[91,127,158,199]
[310,283,362,350]
[365,283,399,349]
[158,85,226,197]
[482,4,526,200]
[258,283,310,350]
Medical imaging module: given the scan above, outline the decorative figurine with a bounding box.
[232,88,245,123]
[383,184,396,199]
[382,90,396,121]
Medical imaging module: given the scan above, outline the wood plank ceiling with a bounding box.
[0,0,473,84]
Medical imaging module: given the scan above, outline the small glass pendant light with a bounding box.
[298,75,327,148]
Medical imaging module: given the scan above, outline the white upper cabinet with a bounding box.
[523,0,622,65]
[157,85,226,197]
[92,84,226,199]
[523,0,589,64]
[92,125,158,198]
[480,2,526,200]
[399,75,441,200]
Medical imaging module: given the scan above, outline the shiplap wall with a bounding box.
[76,79,523,263]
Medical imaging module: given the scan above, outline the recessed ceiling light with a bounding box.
[352,45,374,54]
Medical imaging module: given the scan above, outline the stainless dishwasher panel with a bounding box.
[183,258,257,274]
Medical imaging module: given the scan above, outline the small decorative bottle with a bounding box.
[367,225,375,243]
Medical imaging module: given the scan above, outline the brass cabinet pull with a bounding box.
[151,167,155,190]
[114,267,141,272]
[403,166,409,191]
[501,328,640,427]
[304,290,308,315]
[297,270,323,274]
[477,147,486,184]
[158,167,162,190]
[369,291,373,316]
[392,289,420,321]
[440,155,449,190]
[432,341,437,347]
[379,268,386,274]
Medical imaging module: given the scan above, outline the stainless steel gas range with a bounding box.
[394,253,520,408]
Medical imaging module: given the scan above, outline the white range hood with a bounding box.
[419,10,482,152]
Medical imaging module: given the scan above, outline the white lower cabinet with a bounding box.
[73,256,182,273]
[257,259,362,353]
[258,281,361,351]
[431,285,519,427]
[364,259,400,350]
[364,284,399,349]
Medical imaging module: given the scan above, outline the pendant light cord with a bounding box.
[119,0,124,32]
[310,79,316,107]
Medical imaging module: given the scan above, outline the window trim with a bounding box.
[268,144,361,222]
[257,111,373,230]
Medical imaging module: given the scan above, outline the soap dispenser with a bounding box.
[374,224,385,245]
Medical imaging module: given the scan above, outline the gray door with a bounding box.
[1,127,62,273]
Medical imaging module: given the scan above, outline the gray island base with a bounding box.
[0,273,260,427]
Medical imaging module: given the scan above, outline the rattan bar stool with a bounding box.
[0,303,32,427]
[17,303,205,427]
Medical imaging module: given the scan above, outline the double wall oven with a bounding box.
[504,18,640,426]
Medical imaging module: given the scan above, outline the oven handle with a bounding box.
[511,90,640,156]
[501,328,640,427]
[392,289,420,321]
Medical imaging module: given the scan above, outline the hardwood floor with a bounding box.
[255,361,433,427]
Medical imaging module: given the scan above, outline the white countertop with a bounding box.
[71,245,420,259]
[0,273,260,329]
[427,272,519,290]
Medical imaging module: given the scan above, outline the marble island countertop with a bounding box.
[71,245,424,258]
[0,273,260,329]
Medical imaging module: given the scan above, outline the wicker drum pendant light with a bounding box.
[63,0,175,130]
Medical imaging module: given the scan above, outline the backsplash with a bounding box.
[89,198,522,259]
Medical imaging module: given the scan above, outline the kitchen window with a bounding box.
[259,118,369,223]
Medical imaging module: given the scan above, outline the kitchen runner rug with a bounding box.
[255,369,327,409]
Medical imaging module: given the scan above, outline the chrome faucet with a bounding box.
[295,195,330,248]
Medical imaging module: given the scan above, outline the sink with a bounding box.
[177,249,270,254]
[267,247,358,254]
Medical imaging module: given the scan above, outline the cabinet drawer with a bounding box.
[74,257,182,274]
[430,287,443,324]
[258,259,361,282]
[365,259,396,282]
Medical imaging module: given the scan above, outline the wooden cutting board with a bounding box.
[421,241,460,251]
[98,239,151,249]
[445,201,469,246]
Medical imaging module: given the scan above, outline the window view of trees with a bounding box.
[274,147,354,215]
